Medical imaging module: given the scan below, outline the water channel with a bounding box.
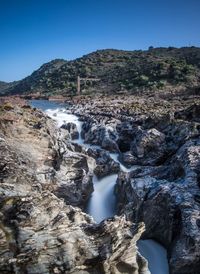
[30,99,169,274]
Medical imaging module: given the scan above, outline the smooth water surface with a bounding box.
[138,240,169,274]
[85,174,118,223]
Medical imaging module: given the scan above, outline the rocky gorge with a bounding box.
[0,97,149,274]
[0,92,200,274]
[68,93,200,274]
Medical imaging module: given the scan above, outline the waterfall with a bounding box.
[30,99,169,274]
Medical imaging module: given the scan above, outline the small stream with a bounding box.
[30,99,169,274]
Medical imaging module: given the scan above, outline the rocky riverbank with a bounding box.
[0,98,149,274]
[69,93,200,274]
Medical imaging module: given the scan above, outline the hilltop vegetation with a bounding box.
[1,46,200,96]
[0,80,19,95]
[0,81,10,92]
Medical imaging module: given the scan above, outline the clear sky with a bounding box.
[0,0,200,82]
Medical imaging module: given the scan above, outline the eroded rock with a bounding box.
[87,148,120,177]
[61,122,79,139]
[116,139,200,274]
[0,103,148,274]
[69,95,200,274]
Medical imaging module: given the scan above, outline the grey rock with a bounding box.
[130,128,166,165]
[0,104,148,274]
[116,138,200,274]
[87,148,120,177]
[60,122,79,139]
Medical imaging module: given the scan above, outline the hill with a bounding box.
[2,46,200,97]
[0,81,10,92]
[0,80,19,95]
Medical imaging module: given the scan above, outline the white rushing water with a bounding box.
[30,100,169,274]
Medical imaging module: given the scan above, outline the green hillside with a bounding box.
[2,47,200,96]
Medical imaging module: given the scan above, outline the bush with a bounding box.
[157,80,166,88]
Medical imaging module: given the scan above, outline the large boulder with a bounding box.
[82,121,119,152]
[87,148,120,177]
[120,151,138,167]
[53,151,93,207]
[101,136,119,152]
[130,128,167,165]
[61,122,79,139]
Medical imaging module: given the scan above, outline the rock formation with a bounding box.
[70,94,200,274]
[61,122,79,139]
[0,99,148,274]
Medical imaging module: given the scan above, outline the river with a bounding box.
[30,99,169,274]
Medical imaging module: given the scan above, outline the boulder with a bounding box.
[61,122,79,139]
[53,151,93,207]
[121,151,138,166]
[130,128,166,165]
[83,121,119,152]
[87,148,120,177]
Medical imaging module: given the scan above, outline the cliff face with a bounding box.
[2,47,200,97]
[0,98,148,274]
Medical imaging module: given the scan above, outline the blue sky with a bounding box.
[0,0,200,82]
